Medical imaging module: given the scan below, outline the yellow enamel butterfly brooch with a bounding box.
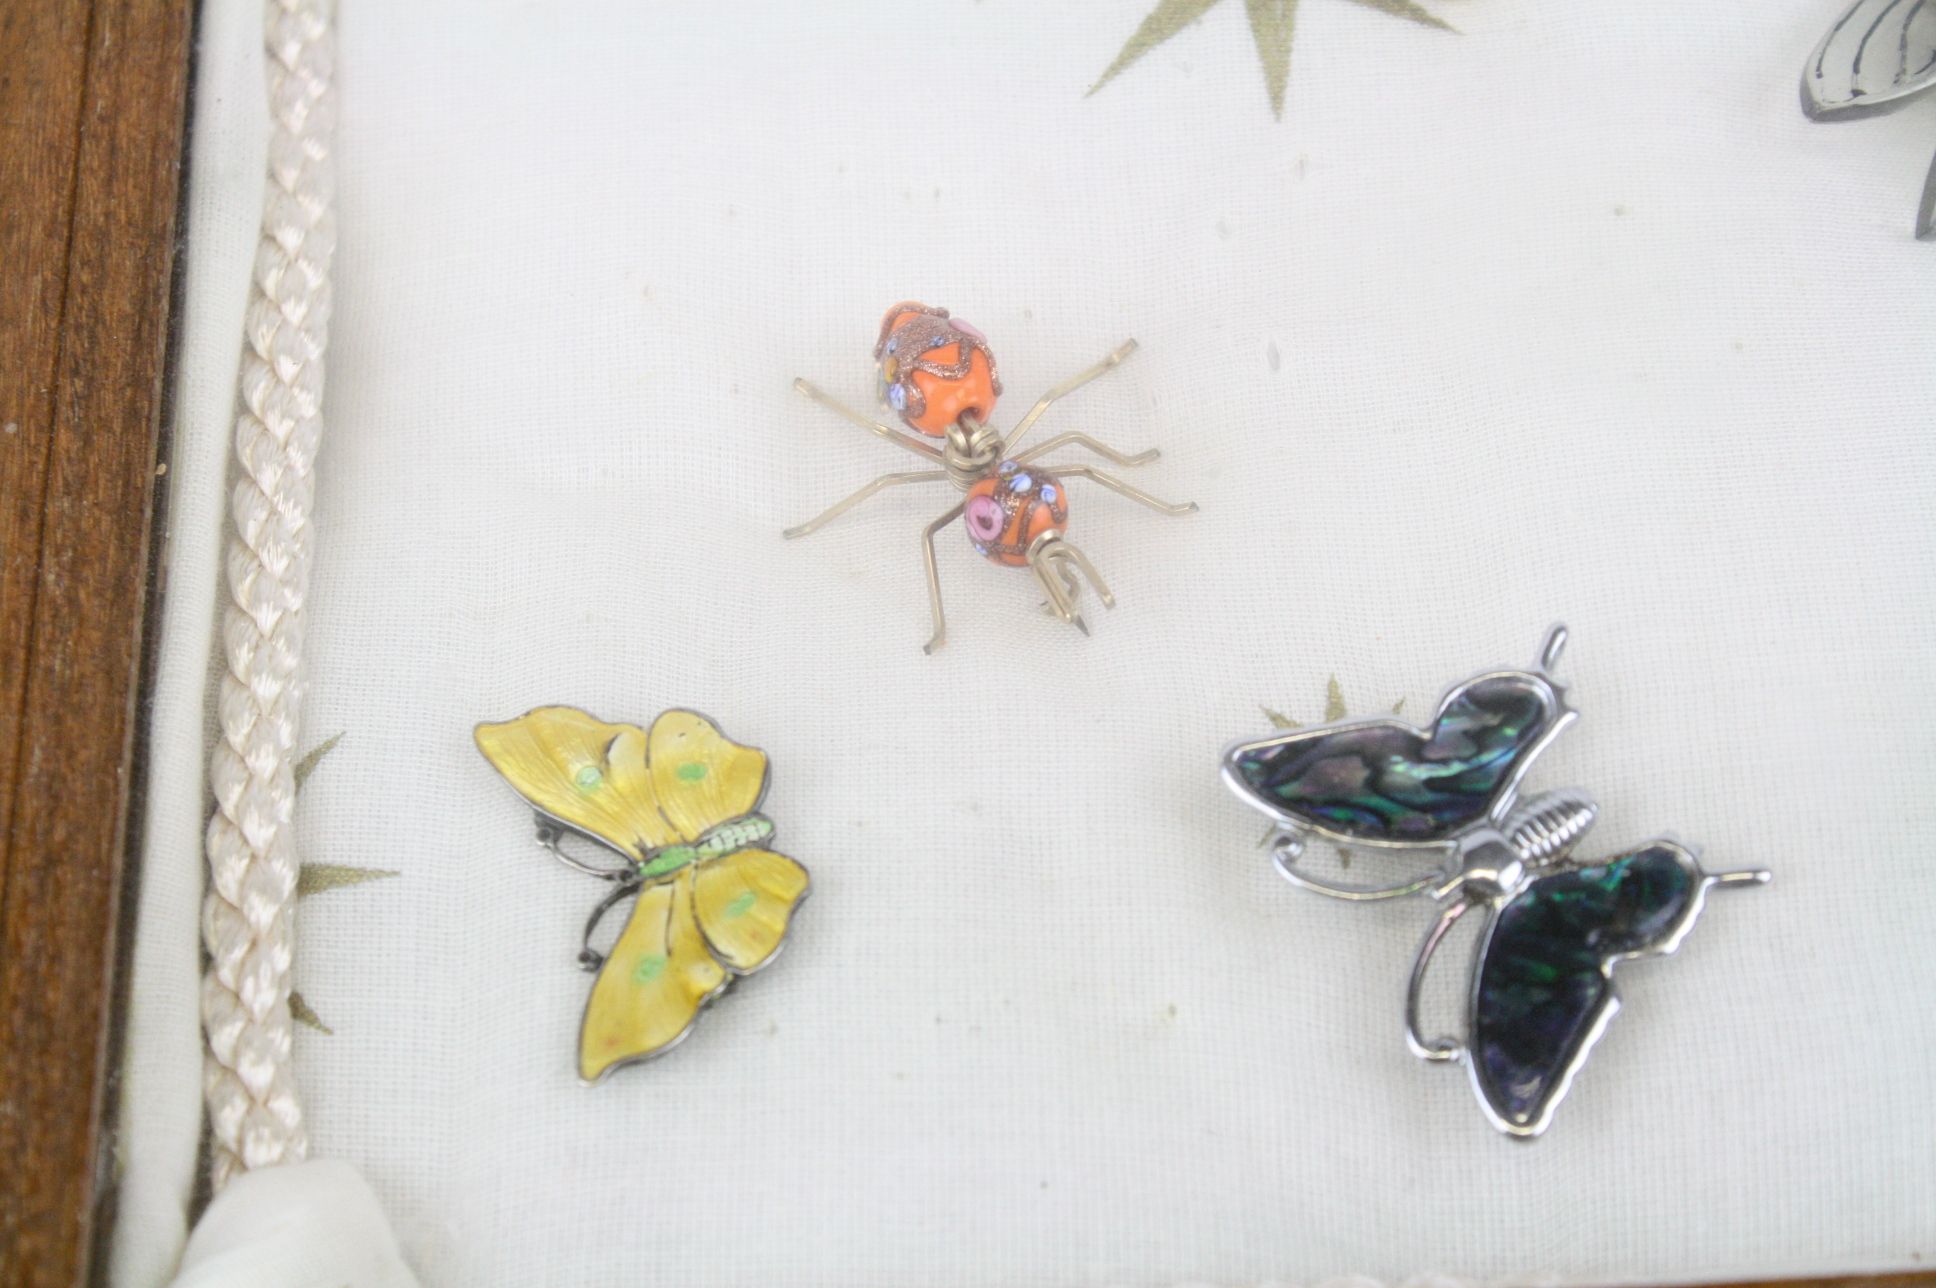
[475,707,810,1083]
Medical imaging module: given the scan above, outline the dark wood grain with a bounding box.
[1718,1279,1934,1288]
[0,0,192,1284]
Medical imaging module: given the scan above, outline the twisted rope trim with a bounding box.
[201,0,337,1190]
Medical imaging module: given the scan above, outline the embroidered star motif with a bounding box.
[286,733,402,1035]
[1090,0,1454,119]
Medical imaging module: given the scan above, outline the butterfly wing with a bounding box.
[1468,842,1704,1136]
[692,847,811,973]
[1803,0,1936,117]
[1224,672,1568,844]
[647,709,769,842]
[579,869,729,1082]
[475,706,677,859]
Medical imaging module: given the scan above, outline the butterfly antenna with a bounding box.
[1536,623,1569,675]
[1708,868,1773,890]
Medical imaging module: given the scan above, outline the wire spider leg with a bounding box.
[578,879,643,973]
[1056,464,1198,516]
[784,470,949,539]
[1051,540,1113,610]
[1011,432,1159,468]
[920,502,966,655]
[793,378,943,462]
[1031,555,1084,633]
[1003,339,1139,454]
[1027,536,1114,634]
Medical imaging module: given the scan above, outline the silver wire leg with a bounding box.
[793,378,943,462]
[1003,339,1139,454]
[1406,897,1476,1062]
[920,502,966,655]
[1011,432,1159,468]
[1031,557,1085,634]
[1027,536,1114,636]
[578,880,642,972]
[783,470,948,539]
[1057,464,1197,515]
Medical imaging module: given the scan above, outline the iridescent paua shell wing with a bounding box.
[1223,672,1569,845]
[1468,843,1704,1136]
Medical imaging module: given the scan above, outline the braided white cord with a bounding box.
[200,0,337,1190]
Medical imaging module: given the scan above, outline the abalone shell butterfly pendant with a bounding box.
[1221,626,1769,1138]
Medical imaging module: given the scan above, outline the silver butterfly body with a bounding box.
[1803,0,1936,238]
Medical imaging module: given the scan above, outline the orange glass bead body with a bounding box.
[963,462,1069,566]
[873,302,1003,437]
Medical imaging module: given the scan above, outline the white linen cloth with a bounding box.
[118,0,1936,1284]
[170,1161,419,1288]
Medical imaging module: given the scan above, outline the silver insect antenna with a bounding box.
[1536,622,1568,675]
[1707,868,1774,890]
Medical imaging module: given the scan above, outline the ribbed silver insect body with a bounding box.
[1220,625,1771,1138]
[1802,0,1936,239]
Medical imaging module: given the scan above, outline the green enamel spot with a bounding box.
[574,765,603,790]
[632,954,667,983]
[724,891,757,919]
[675,760,708,783]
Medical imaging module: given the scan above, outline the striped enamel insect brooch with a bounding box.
[1221,626,1768,1138]
[787,302,1196,652]
[1802,0,1936,240]
[476,707,809,1083]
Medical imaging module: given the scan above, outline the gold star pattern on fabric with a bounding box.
[286,733,403,1034]
[1090,0,1454,119]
